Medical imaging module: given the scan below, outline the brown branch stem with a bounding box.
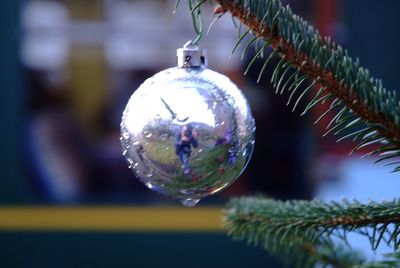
[216,0,400,143]
[232,212,400,228]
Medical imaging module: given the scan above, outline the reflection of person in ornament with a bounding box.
[214,127,238,165]
[175,124,198,174]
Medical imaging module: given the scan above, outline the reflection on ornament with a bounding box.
[121,42,255,207]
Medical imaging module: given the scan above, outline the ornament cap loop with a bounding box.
[177,41,207,68]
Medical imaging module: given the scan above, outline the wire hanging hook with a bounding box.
[188,0,205,45]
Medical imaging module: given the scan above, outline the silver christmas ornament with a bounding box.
[120,42,255,207]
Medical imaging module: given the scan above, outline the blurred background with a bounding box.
[1,0,400,267]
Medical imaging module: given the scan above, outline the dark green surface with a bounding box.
[0,0,31,204]
[0,232,284,268]
[344,0,400,93]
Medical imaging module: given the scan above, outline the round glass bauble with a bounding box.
[120,66,255,206]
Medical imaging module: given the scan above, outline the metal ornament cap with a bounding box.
[177,41,207,68]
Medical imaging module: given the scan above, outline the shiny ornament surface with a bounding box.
[121,66,255,206]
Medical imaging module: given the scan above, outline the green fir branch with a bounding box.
[179,0,400,266]
[211,0,400,171]
[224,197,400,268]
[352,252,400,268]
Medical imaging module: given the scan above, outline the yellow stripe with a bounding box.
[0,206,224,232]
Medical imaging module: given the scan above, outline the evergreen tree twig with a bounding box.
[352,252,400,268]
[224,197,400,267]
[210,0,400,170]
[181,0,400,266]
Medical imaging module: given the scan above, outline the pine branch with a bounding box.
[352,252,400,268]
[182,1,400,266]
[213,0,400,170]
[224,197,400,267]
